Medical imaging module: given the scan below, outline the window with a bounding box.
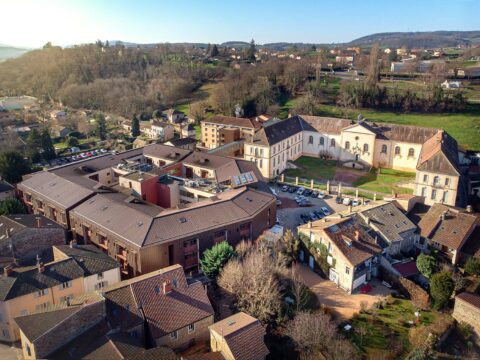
[421,187,426,197]
[345,141,350,150]
[330,139,335,147]
[97,273,104,280]
[423,174,428,183]
[170,331,178,340]
[0,313,3,322]
[2,329,9,340]
[433,176,439,185]
[394,146,401,155]
[431,189,437,200]
[95,281,108,290]
[442,191,448,203]
[345,267,350,275]
[250,147,253,154]
[260,149,264,156]
[19,310,28,317]
[188,323,195,334]
[363,143,369,152]
[381,144,387,154]
[26,344,31,356]
[445,178,450,186]
[35,302,50,312]
[60,294,74,303]
[408,148,415,157]
[59,281,72,290]
[319,137,324,146]
[34,289,48,298]
[308,135,313,144]
[259,159,263,169]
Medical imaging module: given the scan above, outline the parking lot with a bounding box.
[272,183,351,233]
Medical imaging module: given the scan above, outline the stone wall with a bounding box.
[155,314,213,350]
[453,298,480,335]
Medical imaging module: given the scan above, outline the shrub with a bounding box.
[465,257,480,276]
[200,241,236,279]
[430,271,454,310]
[416,254,437,279]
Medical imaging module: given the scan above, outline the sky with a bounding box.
[2,0,480,48]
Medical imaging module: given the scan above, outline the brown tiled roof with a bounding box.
[209,312,269,360]
[143,143,192,161]
[417,130,460,176]
[417,204,478,250]
[203,115,256,129]
[104,283,143,331]
[324,218,382,266]
[182,353,224,360]
[456,292,480,309]
[18,171,94,210]
[104,265,214,338]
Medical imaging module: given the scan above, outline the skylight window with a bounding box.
[179,217,187,223]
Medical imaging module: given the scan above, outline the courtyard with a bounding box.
[284,156,415,195]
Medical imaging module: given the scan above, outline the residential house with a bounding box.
[142,120,174,142]
[0,180,14,201]
[208,312,269,360]
[165,138,197,151]
[182,124,196,139]
[0,244,119,342]
[441,80,461,89]
[0,214,65,266]
[453,292,480,336]
[298,217,383,293]
[50,110,66,122]
[163,109,186,123]
[201,115,258,149]
[417,203,478,264]
[356,202,419,256]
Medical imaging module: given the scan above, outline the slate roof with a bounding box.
[103,265,214,339]
[0,180,14,193]
[18,171,94,210]
[417,203,478,250]
[165,137,197,147]
[209,312,269,360]
[203,115,256,129]
[0,214,63,240]
[417,130,460,176]
[54,245,119,276]
[358,203,417,244]
[456,292,480,309]
[251,115,309,146]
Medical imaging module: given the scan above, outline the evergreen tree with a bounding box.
[95,113,107,140]
[465,257,480,276]
[210,44,219,57]
[131,114,140,137]
[26,128,42,163]
[247,39,256,62]
[41,128,56,161]
[0,151,31,183]
[416,254,437,278]
[200,241,236,279]
[430,271,454,309]
[0,197,26,215]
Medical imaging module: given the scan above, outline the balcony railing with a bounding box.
[185,257,198,269]
[184,244,198,255]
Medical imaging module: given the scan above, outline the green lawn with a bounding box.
[316,104,480,151]
[284,157,337,180]
[54,137,100,150]
[347,298,449,358]
[353,168,415,195]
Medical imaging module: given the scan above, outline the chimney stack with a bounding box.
[70,239,77,248]
[3,264,13,277]
[366,217,371,226]
[440,211,447,221]
[466,205,473,214]
[308,221,312,229]
[163,281,172,294]
[36,217,42,228]
[349,205,352,213]
[36,254,45,273]
[6,227,11,238]
[354,229,360,241]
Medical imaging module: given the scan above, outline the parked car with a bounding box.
[308,212,319,221]
[288,186,297,193]
[314,210,324,219]
[364,199,370,206]
[318,191,326,199]
[300,214,310,224]
[311,190,319,198]
[100,148,107,153]
[352,199,360,207]
[296,187,305,195]
[304,189,312,197]
[335,196,343,204]
[298,199,310,207]
[320,207,330,216]
[343,197,351,206]
[281,185,289,192]
[294,195,303,203]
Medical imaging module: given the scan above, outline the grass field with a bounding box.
[347,298,452,359]
[354,168,415,195]
[284,157,337,180]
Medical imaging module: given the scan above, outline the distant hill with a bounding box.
[348,31,480,48]
[0,46,29,60]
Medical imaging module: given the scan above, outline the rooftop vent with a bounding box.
[179,217,187,223]
[227,320,236,326]
[137,221,143,227]
[101,205,108,211]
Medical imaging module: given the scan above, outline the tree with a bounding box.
[0,151,31,183]
[247,39,256,62]
[416,254,437,279]
[0,197,26,215]
[465,257,480,276]
[41,128,56,161]
[95,113,107,140]
[26,128,42,163]
[66,136,79,147]
[210,44,219,57]
[200,241,236,279]
[430,271,454,309]
[366,43,381,88]
[189,102,207,124]
[131,114,140,137]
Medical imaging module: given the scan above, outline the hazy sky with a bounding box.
[2,0,479,48]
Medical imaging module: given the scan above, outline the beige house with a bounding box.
[245,115,462,206]
[298,217,382,293]
[202,115,258,149]
[209,312,269,360]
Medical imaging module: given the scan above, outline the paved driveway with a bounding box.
[0,342,22,360]
[295,264,392,322]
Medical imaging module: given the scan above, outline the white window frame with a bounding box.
[188,323,195,334]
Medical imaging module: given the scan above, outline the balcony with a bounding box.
[185,257,198,269]
[213,235,226,244]
[239,227,250,238]
[98,241,109,251]
[184,244,198,255]
[116,249,128,261]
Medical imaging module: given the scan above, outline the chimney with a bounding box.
[374,235,378,245]
[36,217,42,228]
[366,217,371,226]
[354,229,360,241]
[163,281,172,294]
[466,205,473,214]
[70,239,77,248]
[308,221,312,229]
[6,227,11,238]
[440,211,447,221]
[349,205,352,213]
[36,254,45,273]
[3,264,13,277]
